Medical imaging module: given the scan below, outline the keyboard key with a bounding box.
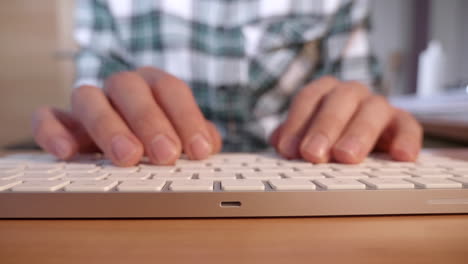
[107,172,151,180]
[169,179,213,191]
[314,178,366,190]
[282,171,325,179]
[257,168,294,173]
[406,178,462,189]
[221,179,265,191]
[153,172,194,179]
[101,166,139,173]
[0,172,23,180]
[408,171,456,178]
[117,179,166,192]
[324,172,370,179]
[449,177,468,187]
[0,179,23,191]
[269,179,316,191]
[366,171,412,178]
[12,180,70,192]
[360,178,415,190]
[20,172,65,180]
[241,172,282,180]
[63,172,108,180]
[197,172,237,180]
[65,180,118,192]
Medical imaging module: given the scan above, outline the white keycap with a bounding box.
[406,178,462,189]
[65,180,118,192]
[324,172,369,179]
[251,163,281,168]
[450,170,468,177]
[12,180,70,192]
[138,164,177,173]
[360,178,414,190]
[23,168,61,173]
[153,172,194,180]
[314,178,366,190]
[197,172,237,180]
[366,171,412,178]
[0,179,23,191]
[257,168,294,173]
[0,172,23,180]
[169,179,213,191]
[296,168,333,173]
[101,166,139,173]
[20,172,65,180]
[408,171,456,178]
[177,167,216,172]
[63,172,108,180]
[282,171,325,179]
[279,160,315,168]
[216,168,255,173]
[106,172,151,180]
[117,179,166,192]
[449,177,468,187]
[63,163,97,170]
[241,172,282,180]
[25,163,63,170]
[409,168,447,173]
[371,168,407,173]
[221,179,265,191]
[269,179,316,191]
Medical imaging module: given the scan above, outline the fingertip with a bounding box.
[110,134,144,166]
[187,133,212,160]
[390,143,420,162]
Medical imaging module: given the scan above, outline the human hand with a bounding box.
[32,67,222,166]
[270,76,422,163]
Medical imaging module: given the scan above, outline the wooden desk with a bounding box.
[1,150,468,263]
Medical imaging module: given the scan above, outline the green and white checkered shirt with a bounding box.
[74,0,380,151]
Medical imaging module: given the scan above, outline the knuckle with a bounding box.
[104,71,141,95]
[72,85,97,108]
[318,75,339,85]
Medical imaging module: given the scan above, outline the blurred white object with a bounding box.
[417,41,446,97]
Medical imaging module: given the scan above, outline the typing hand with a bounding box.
[270,76,423,163]
[32,67,222,166]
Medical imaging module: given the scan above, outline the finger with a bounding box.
[72,85,144,166]
[138,67,213,160]
[332,95,394,163]
[298,81,370,163]
[277,76,339,159]
[206,121,223,154]
[269,124,284,149]
[104,71,181,165]
[32,107,96,159]
[386,110,423,161]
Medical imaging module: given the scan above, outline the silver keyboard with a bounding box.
[1,152,468,192]
[1,152,468,218]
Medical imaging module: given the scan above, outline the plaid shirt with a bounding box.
[74,0,379,151]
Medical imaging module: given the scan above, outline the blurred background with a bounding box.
[0,0,467,150]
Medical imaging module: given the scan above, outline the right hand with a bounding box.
[32,67,222,166]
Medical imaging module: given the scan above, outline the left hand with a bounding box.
[270,76,423,163]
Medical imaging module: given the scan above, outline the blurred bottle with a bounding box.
[417,41,446,97]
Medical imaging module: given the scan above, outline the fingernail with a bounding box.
[302,134,329,161]
[151,134,177,164]
[335,136,362,159]
[111,135,137,162]
[189,134,212,159]
[52,137,71,159]
[279,135,301,158]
